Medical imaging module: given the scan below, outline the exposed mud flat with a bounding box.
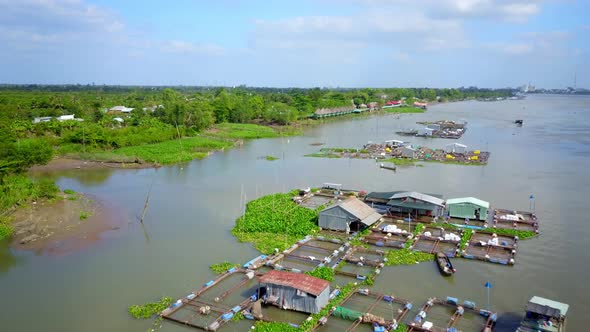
[29,158,156,172]
[10,193,126,255]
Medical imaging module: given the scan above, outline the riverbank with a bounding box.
[9,191,122,255]
[32,123,302,171]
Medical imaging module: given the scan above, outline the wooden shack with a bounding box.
[258,270,330,314]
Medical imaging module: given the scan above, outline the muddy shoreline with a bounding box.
[9,192,126,255]
[29,158,157,172]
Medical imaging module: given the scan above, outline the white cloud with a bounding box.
[161,40,226,56]
[338,0,541,22]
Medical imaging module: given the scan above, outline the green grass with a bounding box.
[128,297,173,319]
[254,321,299,332]
[232,192,321,254]
[422,159,485,166]
[63,189,76,195]
[113,136,233,164]
[381,157,416,166]
[209,261,239,274]
[460,229,473,250]
[206,123,283,139]
[79,211,91,220]
[382,106,425,113]
[305,266,335,281]
[265,155,279,161]
[385,249,433,266]
[304,153,341,158]
[483,228,537,239]
[0,216,14,240]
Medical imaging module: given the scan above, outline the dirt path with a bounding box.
[10,192,126,255]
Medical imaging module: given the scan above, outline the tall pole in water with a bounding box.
[484,281,492,311]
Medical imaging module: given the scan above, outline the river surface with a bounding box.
[0,94,589,332]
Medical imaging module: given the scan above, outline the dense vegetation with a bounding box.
[209,261,239,274]
[305,266,335,281]
[128,296,173,319]
[232,192,321,254]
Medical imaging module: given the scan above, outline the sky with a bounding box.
[0,0,589,88]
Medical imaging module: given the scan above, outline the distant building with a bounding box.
[142,105,164,112]
[57,114,75,121]
[108,106,134,114]
[33,116,52,124]
[258,270,330,314]
[319,197,382,233]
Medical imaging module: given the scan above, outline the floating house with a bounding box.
[401,146,417,158]
[446,197,490,221]
[427,123,441,131]
[517,296,569,332]
[386,191,445,217]
[319,197,382,233]
[258,270,330,314]
[445,143,467,154]
[417,127,435,136]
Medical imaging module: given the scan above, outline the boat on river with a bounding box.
[435,252,456,275]
[516,296,569,332]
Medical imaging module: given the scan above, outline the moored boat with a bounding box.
[435,252,456,275]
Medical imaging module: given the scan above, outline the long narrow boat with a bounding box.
[436,252,456,276]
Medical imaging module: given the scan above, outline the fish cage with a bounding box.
[161,270,260,331]
[364,233,410,249]
[314,290,411,332]
[407,297,496,332]
[470,231,518,249]
[411,237,460,257]
[462,242,515,265]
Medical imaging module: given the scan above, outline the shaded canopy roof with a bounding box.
[446,197,490,209]
[259,270,329,296]
[323,197,382,226]
[526,296,569,318]
[390,191,445,207]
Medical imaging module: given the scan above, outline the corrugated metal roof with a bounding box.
[326,197,382,226]
[387,200,438,211]
[446,197,490,208]
[527,296,569,317]
[389,192,445,207]
[259,270,329,296]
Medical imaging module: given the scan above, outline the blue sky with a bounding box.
[0,0,589,88]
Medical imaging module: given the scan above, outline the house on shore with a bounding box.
[108,106,134,114]
[33,116,53,124]
[319,197,382,233]
[258,270,330,314]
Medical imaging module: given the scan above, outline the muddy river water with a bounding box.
[0,94,589,331]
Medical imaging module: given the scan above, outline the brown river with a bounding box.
[0,94,589,331]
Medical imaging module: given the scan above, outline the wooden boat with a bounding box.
[435,252,456,275]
